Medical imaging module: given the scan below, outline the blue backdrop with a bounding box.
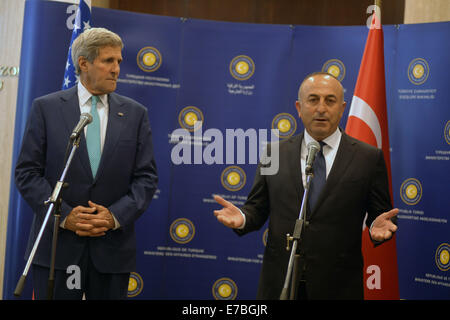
[3,0,449,299]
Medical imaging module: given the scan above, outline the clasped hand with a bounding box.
[65,201,115,237]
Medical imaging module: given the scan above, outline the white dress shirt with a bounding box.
[300,128,342,187]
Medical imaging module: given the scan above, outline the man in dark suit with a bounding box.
[15,28,158,299]
[213,72,398,300]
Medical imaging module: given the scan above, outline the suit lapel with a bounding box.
[59,86,80,133]
[94,92,126,181]
[287,133,304,202]
[310,131,357,217]
[59,87,93,179]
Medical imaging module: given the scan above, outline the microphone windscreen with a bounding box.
[81,112,93,124]
[307,140,320,152]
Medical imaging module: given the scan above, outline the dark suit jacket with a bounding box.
[15,86,158,273]
[236,131,392,299]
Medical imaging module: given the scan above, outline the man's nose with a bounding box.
[112,61,120,74]
[316,99,327,113]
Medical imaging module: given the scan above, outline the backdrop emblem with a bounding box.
[170,218,195,244]
[400,178,422,206]
[127,272,144,298]
[137,46,162,72]
[444,120,450,145]
[271,113,297,139]
[407,58,429,85]
[212,277,238,300]
[322,59,346,81]
[229,55,255,80]
[435,243,450,271]
[178,106,204,132]
[221,166,246,192]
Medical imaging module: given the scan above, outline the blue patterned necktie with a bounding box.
[308,141,327,212]
[86,95,101,178]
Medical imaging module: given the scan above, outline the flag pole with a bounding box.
[375,0,382,23]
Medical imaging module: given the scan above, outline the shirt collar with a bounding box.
[77,81,108,107]
[304,127,341,150]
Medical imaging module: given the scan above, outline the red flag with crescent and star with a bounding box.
[345,13,400,300]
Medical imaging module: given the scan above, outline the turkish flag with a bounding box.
[345,14,399,299]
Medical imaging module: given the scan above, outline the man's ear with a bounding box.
[339,100,347,117]
[78,56,88,72]
[295,100,302,118]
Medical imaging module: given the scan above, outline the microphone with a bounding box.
[305,140,320,176]
[70,113,93,140]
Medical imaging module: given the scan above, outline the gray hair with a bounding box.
[71,27,123,75]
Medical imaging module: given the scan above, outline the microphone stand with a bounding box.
[279,170,314,300]
[14,135,82,299]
